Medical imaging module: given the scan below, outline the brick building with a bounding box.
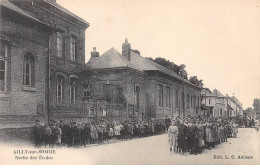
[83,39,202,122]
[0,0,89,128]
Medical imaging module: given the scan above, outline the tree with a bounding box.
[189,76,204,87]
[147,57,203,83]
[178,64,188,80]
[153,57,180,74]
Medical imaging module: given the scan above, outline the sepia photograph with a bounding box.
[0,0,260,165]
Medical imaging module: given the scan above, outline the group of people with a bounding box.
[237,117,256,128]
[33,119,167,148]
[167,117,239,155]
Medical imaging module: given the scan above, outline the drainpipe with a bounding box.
[47,28,55,122]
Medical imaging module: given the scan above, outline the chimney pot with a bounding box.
[91,47,99,57]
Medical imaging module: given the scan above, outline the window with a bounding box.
[181,91,185,109]
[0,60,6,91]
[166,87,170,107]
[194,95,196,107]
[209,98,211,104]
[129,105,135,115]
[175,89,178,108]
[70,78,77,103]
[191,96,193,107]
[23,52,35,86]
[70,36,76,62]
[158,84,163,107]
[135,85,140,110]
[83,90,90,97]
[89,106,95,116]
[0,42,7,92]
[186,93,190,109]
[57,31,65,58]
[56,75,64,103]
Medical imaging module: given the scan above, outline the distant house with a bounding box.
[201,88,244,118]
[201,88,228,118]
[228,96,243,117]
[83,39,202,122]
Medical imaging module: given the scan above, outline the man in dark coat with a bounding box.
[33,120,42,147]
[123,121,129,139]
[67,122,74,147]
[73,123,80,147]
[190,119,199,155]
[60,121,67,146]
[79,123,86,146]
[185,119,192,153]
[177,120,188,155]
[84,123,91,145]
[144,122,149,137]
[134,121,140,137]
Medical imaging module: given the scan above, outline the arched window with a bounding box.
[23,52,35,86]
[70,78,77,103]
[56,75,64,103]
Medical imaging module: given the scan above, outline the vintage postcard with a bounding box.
[0,0,260,165]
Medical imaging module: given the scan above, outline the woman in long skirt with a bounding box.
[205,122,213,150]
[168,120,179,154]
[197,121,205,153]
[232,122,238,138]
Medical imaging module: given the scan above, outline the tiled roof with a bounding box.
[85,47,199,88]
[86,48,141,70]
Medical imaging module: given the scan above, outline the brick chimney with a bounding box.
[122,38,131,61]
[91,47,99,57]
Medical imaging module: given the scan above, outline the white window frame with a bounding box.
[158,84,163,107]
[89,106,95,116]
[175,89,178,108]
[0,60,7,92]
[166,86,171,108]
[24,61,31,86]
[23,53,34,86]
[57,76,63,103]
[70,36,76,62]
[0,42,7,92]
[134,85,140,110]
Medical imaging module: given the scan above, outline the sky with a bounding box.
[57,0,260,108]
